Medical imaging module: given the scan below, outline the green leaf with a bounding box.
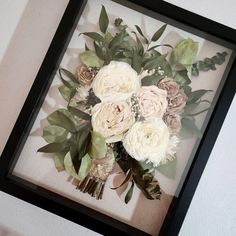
[132,52,142,73]
[170,38,198,69]
[180,117,202,139]
[132,31,144,55]
[141,74,162,86]
[43,125,68,143]
[143,55,172,77]
[37,141,69,153]
[59,85,76,102]
[53,152,66,171]
[68,106,91,121]
[59,68,78,84]
[104,32,113,44]
[109,31,129,50]
[82,32,104,42]
[111,169,132,190]
[77,125,92,160]
[64,152,80,179]
[99,5,109,33]
[94,41,109,61]
[134,25,149,44]
[156,158,177,179]
[194,51,228,73]
[147,44,173,51]
[125,181,134,204]
[187,89,211,104]
[151,24,167,42]
[78,154,92,181]
[47,109,77,133]
[183,102,200,115]
[174,71,191,87]
[89,131,107,159]
[79,51,104,67]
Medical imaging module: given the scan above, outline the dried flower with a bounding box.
[164,112,182,134]
[136,86,168,119]
[158,77,180,97]
[91,101,135,143]
[77,65,98,86]
[123,118,178,167]
[167,89,188,113]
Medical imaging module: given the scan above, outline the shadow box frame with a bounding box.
[0,0,236,235]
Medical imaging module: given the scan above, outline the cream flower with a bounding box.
[123,118,178,166]
[136,86,168,119]
[92,61,140,101]
[91,101,135,143]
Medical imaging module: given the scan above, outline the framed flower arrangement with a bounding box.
[0,0,236,235]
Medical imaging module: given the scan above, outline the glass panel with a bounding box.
[11,0,235,235]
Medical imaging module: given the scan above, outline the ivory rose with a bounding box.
[92,61,140,101]
[91,101,135,143]
[136,86,168,119]
[123,118,178,166]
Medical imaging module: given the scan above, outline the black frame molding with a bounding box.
[0,0,236,235]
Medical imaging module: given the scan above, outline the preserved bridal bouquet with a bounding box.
[38,6,227,203]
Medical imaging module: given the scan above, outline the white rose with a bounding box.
[136,86,168,119]
[92,101,135,143]
[92,61,140,101]
[123,118,178,166]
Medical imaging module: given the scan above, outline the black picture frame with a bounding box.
[0,0,236,235]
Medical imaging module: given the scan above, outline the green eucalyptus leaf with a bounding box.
[58,85,76,102]
[64,152,80,179]
[151,24,167,42]
[132,31,144,55]
[94,42,109,61]
[104,32,113,44]
[53,152,66,171]
[77,126,91,160]
[78,154,92,181]
[147,44,173,51]
[141,74,162,86]
[174,71,191,86]
[142,50,161,64]
[109,31,129,50]
[68,106,91,121]
[47,109,77,133]
[37,141,69,153]
[180,117,202,139]
[187,89,211,104]
[156,158,177,179]
[183,102,200,115]
[79,51,104,67]
[89,131,107,159]
[170,38,198,69]
[83,32,104,42]
[59,68,78,84]
[125,181,134,204]
[43,125,68,143]
[99,5,109,33]
[132,52,142,73]
[135,25,149,44]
